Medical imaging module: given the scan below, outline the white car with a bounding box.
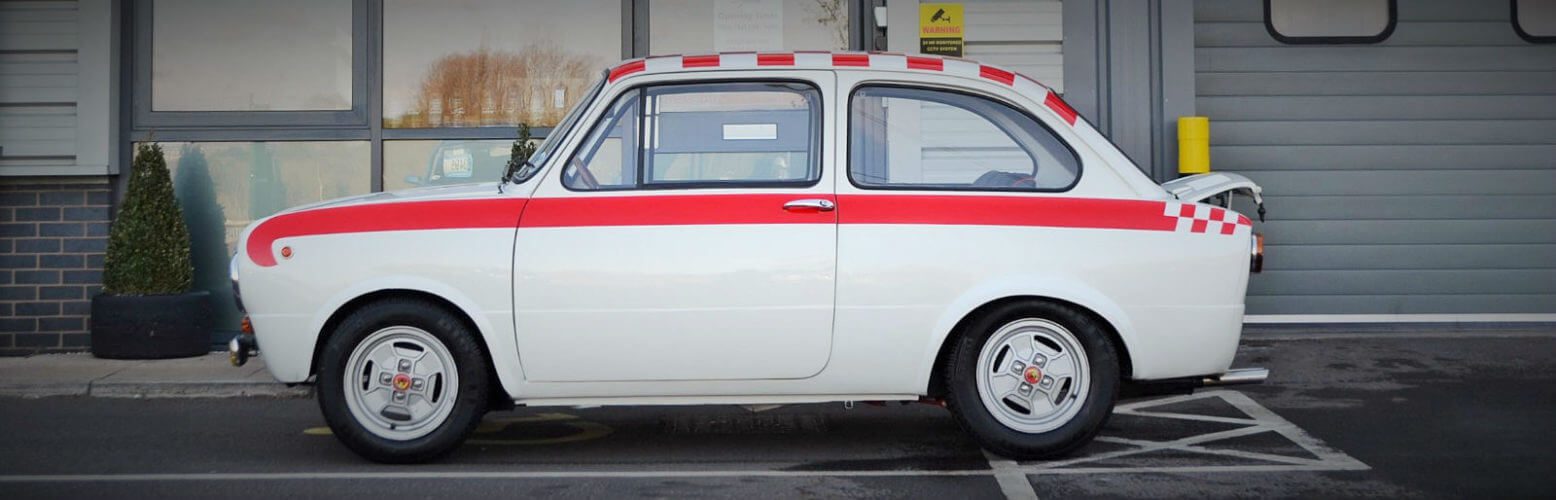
[229,51,1268,463]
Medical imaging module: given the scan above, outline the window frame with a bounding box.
[1513,0,1556,44]
[132,0,371,128]
[562,79,826,192]
[844,83,1083,194]
[1263,0,1397,45]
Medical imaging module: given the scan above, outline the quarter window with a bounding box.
[848,86,1079,191]
[565,82,822,190]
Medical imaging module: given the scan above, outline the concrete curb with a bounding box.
[0,353,312,399]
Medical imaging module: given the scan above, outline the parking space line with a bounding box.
[985,450,1040,500]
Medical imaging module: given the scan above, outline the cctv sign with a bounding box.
[919,3,964,57]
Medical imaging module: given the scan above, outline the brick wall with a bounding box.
[0,178,111,355]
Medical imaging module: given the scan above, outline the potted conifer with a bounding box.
[90,143,212,359]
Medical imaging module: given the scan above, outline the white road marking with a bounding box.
[0,391,1368,484]
[985,450,1040,500]
[1023,390,1368,474]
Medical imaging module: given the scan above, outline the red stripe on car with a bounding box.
[757,53,795,66]
[906,56,944,71]
[837,195,1179,232]
[246,199,528,267]
[832,53,870,66]
[682,54,720,68]
[519,194,837,228]
[1044,92,1079,125]
[979,65,1015,85]
[249,195,1231,266]
[608,60,645,82]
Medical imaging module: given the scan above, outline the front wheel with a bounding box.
[317,299,490,463]
[944,300,1120,460]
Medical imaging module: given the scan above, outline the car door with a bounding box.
[512,73,838,383]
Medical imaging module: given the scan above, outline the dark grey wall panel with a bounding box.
[1198,0,1556,315]
[1246,295,1556,314]
[1263,244,1556,270]
[1249,270,1556,295]
[1263,195,1556,220]
[1198,72,1556,97]
[1211,145,1556,171]
[1257,220,1556,245]
[1199,96,1556,121]
[1196,47,1556,72]
[1212,120,1556,146]
[1241,170,1556,196]
[1197,21,1531,47]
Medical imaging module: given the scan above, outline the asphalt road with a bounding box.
[1,332,1553,499]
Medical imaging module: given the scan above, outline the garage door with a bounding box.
[1194,0,1556,318]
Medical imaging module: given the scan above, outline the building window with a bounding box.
[151,0,354,111]
[157,141,370,331]
[1264,0,1396,44]
[382,0,623,128]
[1514,0,1556,43]
[848,86,1079,192]
[648,0,850,53]
[383,140,515,191]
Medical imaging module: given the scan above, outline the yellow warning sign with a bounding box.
[919,3,964,57]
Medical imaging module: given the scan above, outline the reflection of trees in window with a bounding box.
[387,44,601,128]
[810,0,847,49]
[171,145,238,331]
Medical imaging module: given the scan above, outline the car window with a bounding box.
[564,81,821,190]
[563,88,640,190]
[849,86,1080,191]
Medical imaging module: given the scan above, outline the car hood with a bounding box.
[279,182,508,214]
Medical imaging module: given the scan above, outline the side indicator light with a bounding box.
[280,246,293,259]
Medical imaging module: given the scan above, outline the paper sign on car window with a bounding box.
[442,148,474,178]
[723,123,778,140]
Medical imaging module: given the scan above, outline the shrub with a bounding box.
[103,143,194,295]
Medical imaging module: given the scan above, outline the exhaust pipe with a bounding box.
[1201,367,1269,387]
[229,334,257,367]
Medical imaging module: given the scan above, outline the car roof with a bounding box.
[605,51,1077,126]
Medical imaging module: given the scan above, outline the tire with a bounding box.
[944,300,1120,460]
[316,298,491,463]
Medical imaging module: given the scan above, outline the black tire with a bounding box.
[316,298,491,463]
[943,300,1120,460]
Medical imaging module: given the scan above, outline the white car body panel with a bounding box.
[233,52,1260,406]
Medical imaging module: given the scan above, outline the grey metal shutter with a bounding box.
[1195,0,1556,317]
[0,0,112,176]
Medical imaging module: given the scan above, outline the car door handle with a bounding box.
[783,199,836,212]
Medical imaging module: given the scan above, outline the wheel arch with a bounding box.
[922,282,1138,397]
[310,287,515,410]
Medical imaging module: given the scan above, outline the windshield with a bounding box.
[508,71,607,184]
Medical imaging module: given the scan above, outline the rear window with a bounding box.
[848,86,1080,192]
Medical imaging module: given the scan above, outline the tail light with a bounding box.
[1250,233,1265,273]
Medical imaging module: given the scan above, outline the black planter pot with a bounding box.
[90,291,212,359]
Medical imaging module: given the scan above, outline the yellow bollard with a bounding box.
[1178,116,1210,175]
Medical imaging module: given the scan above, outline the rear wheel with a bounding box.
[317,299,490,463]
[944,300,1119,459]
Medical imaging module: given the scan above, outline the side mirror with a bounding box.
[403,175,422,186]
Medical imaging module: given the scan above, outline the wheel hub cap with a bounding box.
[342,326,459,441]
[973,318,1092,434]
[1023,365,1043,384]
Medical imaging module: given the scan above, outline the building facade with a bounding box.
[1,0,1553,353]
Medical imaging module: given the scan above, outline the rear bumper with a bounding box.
[1121,367,1269,399]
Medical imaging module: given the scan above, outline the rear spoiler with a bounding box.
[1161,172,1265,222]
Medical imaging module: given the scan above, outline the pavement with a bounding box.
[0,330,1553,499]
[0,353,308,399]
